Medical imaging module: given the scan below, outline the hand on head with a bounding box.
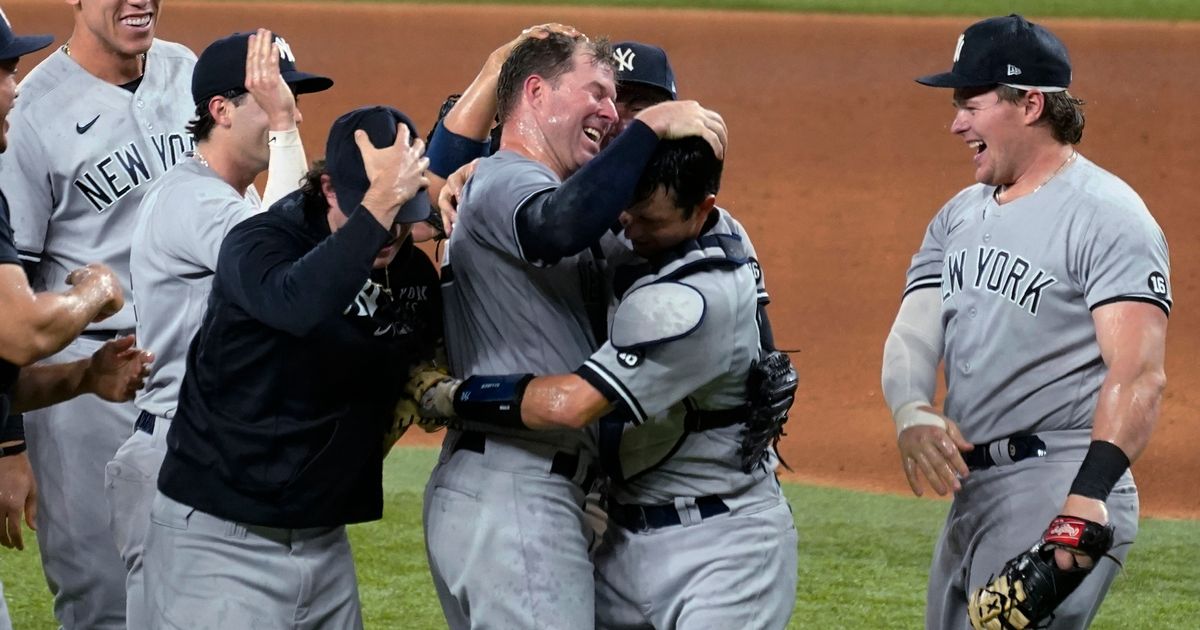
[491,23,581,67]
[635,100,728,159]
[244,28,298,131]
[357,124,430,225]
[65,263,124,322]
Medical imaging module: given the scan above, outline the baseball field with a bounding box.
[3,0,1199,627]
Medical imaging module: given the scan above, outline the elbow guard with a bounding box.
[454,374,534,429]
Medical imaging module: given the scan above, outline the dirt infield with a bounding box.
[7,2,1197,518]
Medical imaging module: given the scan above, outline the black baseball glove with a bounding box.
[738,350,798,473]
[968,515,1116,630]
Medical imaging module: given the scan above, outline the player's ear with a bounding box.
[208,96,232,128]
[696,194,717,221]
[320,174,338,209]
[524,74,546,110]
[1022,90,1046,125]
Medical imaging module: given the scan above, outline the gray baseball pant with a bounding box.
[105,413,168,630]
[143,491,363,630]
[24,335,132,629]
[927,437,1139,630]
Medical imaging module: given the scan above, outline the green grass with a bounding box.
[4,447,1198,628]
[213,0,1200,21]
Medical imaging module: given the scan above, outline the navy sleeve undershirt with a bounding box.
[516,121,659,265]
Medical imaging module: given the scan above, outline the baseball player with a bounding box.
[881,15,1170,629]
[416,136,798,629]
[143,105,439,628]
[108,28,331,628]
[0,1,197,625]
[0,14,149,629]
[426,31,726,629]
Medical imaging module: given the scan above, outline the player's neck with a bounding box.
[994,144,1077,205]
[63,36,145,85]
[500,120,573,180]
[195,142,258,195]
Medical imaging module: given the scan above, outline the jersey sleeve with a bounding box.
[0,193,20,266]
[1076,201,1172,315]
[724,213,769,303]
[0,114,54,265]
[576,283,729,424]
[904,198,962,298]
[456,155,557,264]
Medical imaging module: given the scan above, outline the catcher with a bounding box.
[412,137,800,629]
[882,15,1169,630]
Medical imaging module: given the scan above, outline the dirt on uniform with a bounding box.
[7,1,1196,517]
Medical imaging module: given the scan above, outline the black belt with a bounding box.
[451,430,596,489]
[609,495,730,532]
[80,329,133,341]
[962,434,1047,471]
[135,410,156,435]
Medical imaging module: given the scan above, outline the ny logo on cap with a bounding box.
[275,36,296,63]
[613,47,636,73]
[952,33,965,63]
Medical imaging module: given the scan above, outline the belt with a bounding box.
[80,329,134,341]
[609,495,730,532]
[135,410,156,435]
[962,434,1047,471]
[451,430,597,489]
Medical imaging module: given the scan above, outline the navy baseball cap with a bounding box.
[612,41,677,100]
[916,15,1071,92]
[0,9,53,60]
[326,106,428,223]
[192,31,333,106]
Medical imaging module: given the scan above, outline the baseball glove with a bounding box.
[384,396,419,457]
[738,349,798,473]
[968,515,1116,630]
[403,362,460,431]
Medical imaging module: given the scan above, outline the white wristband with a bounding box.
[893,400,946,436]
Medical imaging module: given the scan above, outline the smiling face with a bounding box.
[534,46,617,177]
[70,0,159,59]
[950,86,1037,187]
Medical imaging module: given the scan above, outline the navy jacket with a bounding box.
[159,190,441,527]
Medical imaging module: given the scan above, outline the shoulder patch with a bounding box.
[610,281,705,351]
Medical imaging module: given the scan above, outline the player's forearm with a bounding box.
[0,287,107,366]
[520,374,613,431]
[1089,361,1166,464]
[443,67,503,141]
[261,127,308,208]
[10,359,91,413]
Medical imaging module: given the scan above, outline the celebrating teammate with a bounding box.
[109,29,331,627]
[143,105,440,627]
[0,1,197,625]
[881,14,1170,629]
[424,30,725,629]
[0,15,151,630]
[416,136,798,629]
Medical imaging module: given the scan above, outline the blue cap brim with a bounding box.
[0,34,54,60]
[282,70,333,95]
[915,71,998,89]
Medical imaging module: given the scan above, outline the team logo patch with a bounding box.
[1148,271,1169,297]
[616,349,644,369]
[613,47,636,73]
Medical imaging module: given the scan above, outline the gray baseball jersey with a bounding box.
[582,213,796,629]
[104,157,261,630]
[905,154,1171,444]
[131,157,261,418]
[0,41,196,630]
[441,149,607,451]
[903,154,1168,628]
[0,41,197,331]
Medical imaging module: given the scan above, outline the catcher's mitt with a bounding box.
[738,349,798,473]
[968,515,1116,630]
[402,362,461,431]
[384,396,419,457]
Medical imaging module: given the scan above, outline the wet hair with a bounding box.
[995,85,1086,145]
[631,136,723,219]
[186,89,249,142]
[496,32,615,124]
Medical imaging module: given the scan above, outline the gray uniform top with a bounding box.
[130,157,261,419]
[580,211,777,504]
[442,150,610,451]
[0,41,197,331]
[905,155,1171,444]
